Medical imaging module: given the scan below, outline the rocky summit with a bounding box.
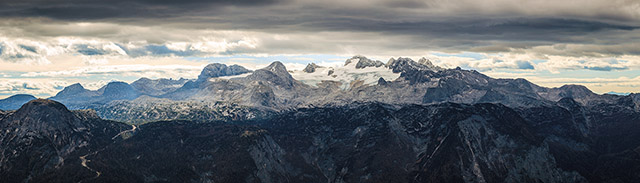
[1,55,639,183]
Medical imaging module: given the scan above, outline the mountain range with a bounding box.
[4,55,634,123]
[1,55,639,182]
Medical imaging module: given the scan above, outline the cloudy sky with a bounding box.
[1,0,639,98]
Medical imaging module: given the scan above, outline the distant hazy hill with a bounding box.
[0,94,36,110]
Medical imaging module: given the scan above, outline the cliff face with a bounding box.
[131,77,189,96]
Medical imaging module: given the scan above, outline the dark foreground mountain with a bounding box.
[2,99,639,182]
[0,99,131,182]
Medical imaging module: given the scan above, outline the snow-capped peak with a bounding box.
[417,57,443,71]
[290,56,400,89]
[264,61,288,74]
[303,63,324,73]
[344,55,385,69]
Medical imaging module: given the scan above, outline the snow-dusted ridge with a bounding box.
[38,54,639,121]
[207,55,430,90]
[289,56,401,89]
[215,73,253,80]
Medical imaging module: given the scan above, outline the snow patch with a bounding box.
[214,73,252,80]
[290,63,400,89]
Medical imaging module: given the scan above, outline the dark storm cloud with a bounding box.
[274,17,638,43]
[1,0,637,46]
[235,15,639,56]
[1,0,639,61]
[0,0,280,19]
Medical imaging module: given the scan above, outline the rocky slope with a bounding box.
[2,99,639,182]
[131,77,190,96]
[0,99,130,182]
[196,63,251,83]
[515,96,640,182]
[92,96,271,124]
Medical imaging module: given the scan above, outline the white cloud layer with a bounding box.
[20,64,203,78]
[1,0,640,98]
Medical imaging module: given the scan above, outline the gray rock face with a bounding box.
[245,61,296,89]
[417,57,443,71]
[631,93,640,111]
[303,63,323,73]
[100,81,139,100]
[377,77,387,85]
[250,81,277,107]
[131,77,190,96]
[196,63,250,83]
[157,61,313,110]
[94,96,269,123]
[386,57,432,73]
[0,94,36,110]
[345,55,385,69]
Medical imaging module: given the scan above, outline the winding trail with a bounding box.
[79,124,137,183]
[80,154,101,177]
[112,124,137,140]
[78,151,102,183]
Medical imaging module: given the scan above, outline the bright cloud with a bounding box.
[0,0,639,97]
